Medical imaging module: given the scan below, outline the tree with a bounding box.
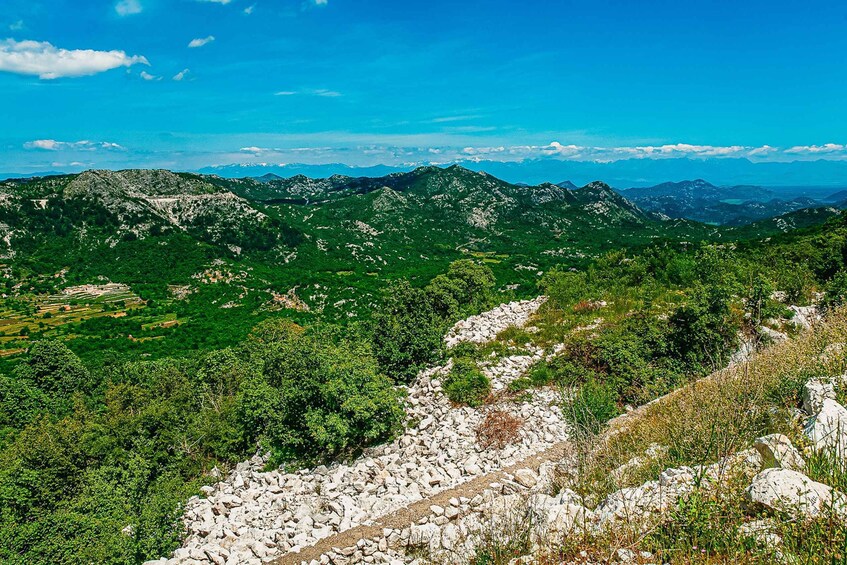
[371,281,445,383]
[668,283,739,369]
[443,259,496,311]
[425,260,496,320]
[15,341,96,414]
[241,334,404,464]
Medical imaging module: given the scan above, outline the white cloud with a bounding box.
[173,68,190,81]
[115,0,142,16]
[0,39,148,79]
[10,20,25,31]
[314,0,328,5]
[188,36,215,48]
[244,4,255,14]
[24,139,125,151]
[275,88,341,97]
[196,0,232,4]
[748,145,778,156]
[785,143,846,154]
[454,141,802,163]
[140,70,161,81]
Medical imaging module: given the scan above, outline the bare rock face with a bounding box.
[753,434,806,472]
[788,305,820,330]
[746,468,846,519]
[805,398,847,455]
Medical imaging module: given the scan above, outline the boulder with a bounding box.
[594,466,696,533]
[753,434,805,471]
[746,468,846,519]
[513,469,538,489]
[803,379,836,415]
[805,398,847,455]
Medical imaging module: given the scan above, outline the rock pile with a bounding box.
[301,374,847,564]
[444,297,546,348]
[480,349,544,391]
[153,299,564,565]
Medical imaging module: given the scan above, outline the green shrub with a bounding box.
[507,377,533,393]
[241,332,405,465]
[443,357,491,407]
[822,270,847,313]
[562,377,619,437]
[539,269,590,309]
[371,281,445,383]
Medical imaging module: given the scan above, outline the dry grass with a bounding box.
[476,409,524,450]
[459,310,847,565]
[534,309,847,563]
[563,309,847,500]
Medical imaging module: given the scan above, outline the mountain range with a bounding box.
[195,158,847,191]
[2,166,842,313]
[617,179,839,225]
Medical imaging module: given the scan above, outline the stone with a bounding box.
[746,468,846,519]
[753,434,805,471]
[616,548,638,562]
[513,469,538,489]
[738,518,782,547]
[408,523,440,547]
[594,466,696,532]
[803,379,836,415]
[805,398,847,454]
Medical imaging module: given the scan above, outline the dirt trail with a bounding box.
[273,441,569,565]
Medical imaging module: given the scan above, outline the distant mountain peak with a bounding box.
[255,173,283,183]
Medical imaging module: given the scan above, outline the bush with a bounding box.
[371,281,445,383]
[443,357,491,407]
[539,269,590,310]
[242,333,405,465]
[822,270,847,312]
[562,377,619,438]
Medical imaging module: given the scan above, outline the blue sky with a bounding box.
[1,0,846,174]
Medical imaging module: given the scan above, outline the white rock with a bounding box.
[753,434,805,471]
[805,398,847,455]
[513,469,538,489]
[746,468,846,519]
[803,379,836,415]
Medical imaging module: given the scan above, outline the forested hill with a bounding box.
[0,166,840,366]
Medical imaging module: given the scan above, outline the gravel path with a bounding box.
[275,441,569,565]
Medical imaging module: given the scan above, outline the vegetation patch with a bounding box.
[443,357,492,407]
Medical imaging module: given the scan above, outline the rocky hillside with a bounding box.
[149,297,846,565]
[0,169,289,258]
[621,179,838,225]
